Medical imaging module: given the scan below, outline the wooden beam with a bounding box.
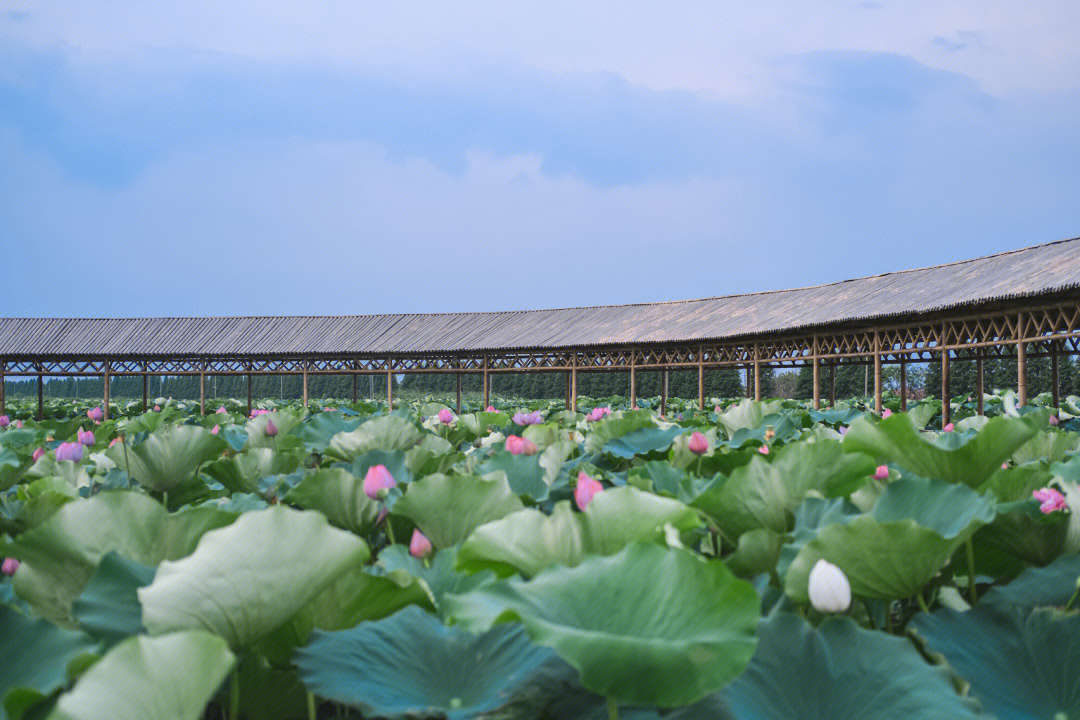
[873,331,882,416]
[0,361,5,417]
[899,359,907,412]
[1017,312,1027,406]
[941,348,951,427]
[103,361,111,421]
[565,370,571,411]
[753,344,761,402]
[1051,343,1060,412]
[629,364,637,410]
[976,353,984,416]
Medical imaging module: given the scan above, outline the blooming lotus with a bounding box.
[512,410,544,426]
[1033,487,1067,514]
[874,465,889,481]
[575,471,603,511]
[808,559,851,613]
[364,464,396,500]
[409,529,433,558]
[505,435,538,456]
[1,558,18,577]
[55,442,84,463]
[437,408,454,425]
[77,429,95,447]
[585,406,611,422]
[265,419,278,437]
[32,447,46,462]
[688,431,709,455]
[882,408,892,418]
[943,423,955,432]
[758,445,770,455]
[87,407,103,422]
[0,415,8,428]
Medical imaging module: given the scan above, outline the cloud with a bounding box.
[932,31,987,53]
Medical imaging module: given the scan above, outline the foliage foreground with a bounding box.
[1,389,1079,719]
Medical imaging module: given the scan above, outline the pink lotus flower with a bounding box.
[714,405,722,414]
[211,425,220,435]
[575,472,603,511]
[55,442,84,463]
[758,445,770,455]
[437,408,454,425]
[249,408,270,418]
[943,423,955,432]
[15,420,21,428]
[364,464,397,500]
[216,406,228,414]
[409,529,433,558]
[512,410,544,426]
[1,558,18,576]
[87,407,103,422]
[265,419,278,437]
[109,436,123,448]
[77,429,95,447]
[485,406,498,413]
[1049,415,1060,426]
[0,415,8,428]
[882,409,892,418]
[585,406,611,422]
[838,425,848,436]
[874,465,889,481]
[1033,487,1067,514]
[688,431,709,455]
[505,435,538,456]
[32,447,46,462]
[1002,462,1009,470]
[153,405,161,412]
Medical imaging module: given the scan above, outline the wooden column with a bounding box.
[482,358,490,410]
[697,345,705,410]
[873,331,882,416]
[564,371,571,410]
[0,361,5,417]
[300,361,309,408]
[1051,344,1060,411]
[570,355,578,413]
[352,373,358,403]
[386,359,394,408]
[629,353,637,410]
[941,348,951,427]
[899,359,908,412]
[812,337,821,410]
[246,371,253,416]
[745,366,752,398]
[1017,312,1027,406]
[829,363,836,407]
[142,369,149,412]
[199,365,206,415]
[37,371,43,421]
[660,368,668,416]
[103,361,111,420]
[976,353,984,416]
[456,372,462,413]
[753,345,761,401]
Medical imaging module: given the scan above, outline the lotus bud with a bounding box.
[575,471,603,511]
[714,405,722,414]
[874,465,889,481]
[1033,487,1067,514]
[838,425,848,436]
[882,408,892,418]
[265,419,278,437]
[0,415,8,428]
[364,464,396,500]
[216,406,228,414]
[77,429,95,447]
[807,559,851,613]
[505,435,523,454]
[32,447,46,462]
[409,529,433,558]
[15,420,21,428]
[1049,415,1059,426]
[758,445,770,455]
[153,405,161,412]
[87,407,103,422]
[485,405,497,412]
[688,431,709,455]
[211,425,220,435]
[109,436,123,448]
[1001,462,1009,470]
[943,423,954,432]
[437,408,454,425]
[55,442,84,463]
[1,558,18,576]
[519,437,538,456]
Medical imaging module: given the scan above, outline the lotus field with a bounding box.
[1,389,1079,720]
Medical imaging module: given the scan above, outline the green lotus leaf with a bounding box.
[444,543,759,707]
[716,399,785,439]
[1012,429,1080,465]
[234,650,309,720]
[479,451,549,502]
[784,478,995,601]
[324,415,422,462]
[913,605,1080,720]
[138,507,369,648]
[582,413,663,455]
[295,412,362,453]
[202,448,299,495]
[979,554,1080,610]
[71,552,155,646]
[342,448,414,487]
[376,545,496,616]
[295,606,569,720]
[974,500,1068,567]
[244,411,303,450]
[283,468,381,535]
[391,473,523,549]
[108,425,227,492]
[841,413,1038,487]
[682,613,984,720]
[456,411,511,439]
[725,527,783,579]
[0,604,98,720]
[46,631,235,720]
[9,491,235,623]
[0,447,30,491]
[456,487,702,578]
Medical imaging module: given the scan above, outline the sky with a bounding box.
[2,1,1079,318]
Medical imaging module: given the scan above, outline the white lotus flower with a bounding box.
[808,559,851,613]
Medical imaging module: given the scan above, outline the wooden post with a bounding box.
[697,345,705,410]
[37,371,43,421]
[629,353,637,409]
[812,337,820,410]
[0,361,5,417]
[246,371,252,416]
[103,361,111,420]
[456,372,462,413]
[745,365,752,398]
[142,369,149,412]
[753,345,761,401]
[873,331,882,416]
[302,362,310,408]
[899,359,908,412]
[941,348,951,427]
[199,365,206,415]
[1051,343,1060,411]
[481,357,490,410]
[387,359,394,408]
[570,355,578,413]
[976,353,984,416]
[829,363,836,407]
[352,373,358,403]
[1017,312,1027,406]
[564,370,571,410]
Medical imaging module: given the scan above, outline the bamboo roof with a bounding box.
[2,237,1078,357]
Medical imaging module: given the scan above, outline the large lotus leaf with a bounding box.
[980,554,1080,610]
[283,468,381,535]
[234,650,309,720]
[295,411,363,453]
[295,606,569,720]
[444,543,759,707]
[244,411,303,450]
[391,474,523,549]
[46,631,235,720]
[716,399,785,439]
[343,449,414,488]
[9,492,235,623]
[71,552,155,646]
[456,411,511,439]
[479,451,549,502]
[0,447,29,491]
[202,448,299,495]
[456,488,702,578]
[1012,429,1080,465]
[582,413,663,455]
[841,413,1038,487]
[725,528,783,579]
[108,425,227,492]
[376,545,496,616]
[913,605,1080,720]
[138,507,369,648]
[325,415,422,462]
[974,500,1068,566]
[0,605,98,720]
[688,613,984,720]
[785,478,995,601]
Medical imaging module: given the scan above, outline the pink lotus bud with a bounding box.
[505,435,523,454]
[77,429,95,447]
[714,405,722,414]
[575,471,603,511]
[153,405,161,412]
[437,408,454,425]
[585,406,611,422]
[109,436,123,448]
[216,406,228,414]
[485,406,497,412]
[874,465,889,481]
[1001,462,1009,470]
[211,425,220,435]
[15,420,22,428]
[838,425,848,436]
[688,431,709,455]
[32,447,46,462]
[1049,415,1059,426]
[55,442,84,463]
[1,558,18,576]
[758,445,770,455]
[409,529,433,558]
[519,437,537,455]
[882,409,892,418]
[0,415,8,428]
[87,407,103,422]
[943,423,954,432]
[1033,487,1067,514]
[364,464,396,500]
[265,419,278,437]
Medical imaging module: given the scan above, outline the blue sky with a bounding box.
[2,2,1078,317]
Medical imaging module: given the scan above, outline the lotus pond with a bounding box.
[1,390,1079,720]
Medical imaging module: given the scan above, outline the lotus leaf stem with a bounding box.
[1065,585,1080,612]
[307,692,317,720]
[607,696,619,720]
[229,669,239,720]
[916,590,930,614]
[965,539,978,604]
